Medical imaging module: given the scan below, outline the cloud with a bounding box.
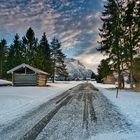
[0,0,105,72]
[75,53,107,74]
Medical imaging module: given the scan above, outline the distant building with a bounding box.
[102,74,116,84]
[7,63,48,86]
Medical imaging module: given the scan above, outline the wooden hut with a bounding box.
[7,63,48,86]
[102,74,116,84]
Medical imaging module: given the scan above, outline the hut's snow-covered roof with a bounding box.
[7,63,48,75]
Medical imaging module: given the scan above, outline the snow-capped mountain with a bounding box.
[64,58,94,80]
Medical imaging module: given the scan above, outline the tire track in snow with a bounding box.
[35,83,132,140]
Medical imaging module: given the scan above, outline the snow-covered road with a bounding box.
[35,83,136,140]
[21,83,133,140]
[0,82,140,140]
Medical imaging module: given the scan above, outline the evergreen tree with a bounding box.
[50,37,68,82]
[123,0,136,88]
[36,33,52,74]
[91,72,96,79]
[0,39,7,78]
[22,27,37,66]
[6,34,23,71]
[135,0,140,52]
[133,57,140,91]
[98,0,140,88]
[12,34,23,64]
[97,59,112,80]
[57,51,68,80]
[97,0,125,88]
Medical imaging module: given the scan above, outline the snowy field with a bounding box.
[92,82,140,127]
[0,81,82,125]
[92,81,140,139]
[0,80,140,139]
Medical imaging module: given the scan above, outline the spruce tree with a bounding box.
[0,39,7,78]
[133,57,140,91]
[50,37,68,82]
[12,34,23,65]
[36,33,52,74]
[135,1,140,57]
[57,51,68,80]
[6,34,23,71]
[91,72,96,79]
[123,0,135,88]
[22,27,37,66]
[97,59,112,80]
[97,0,125,88]
[122,0,140,88]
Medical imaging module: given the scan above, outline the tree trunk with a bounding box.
[129,26,134,89]
[133,73,140,91]
[0,59,3,79]
[118,74,124,89]
[52,76,55,83]
[130,68,133,89]
[52,59,55,83]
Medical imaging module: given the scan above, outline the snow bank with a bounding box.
[91,81,140,139]
[0,79,12,86]
[92,82,140,127]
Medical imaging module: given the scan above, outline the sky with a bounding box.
[0,0,106,73]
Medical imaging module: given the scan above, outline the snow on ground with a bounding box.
[0,79,12,86]
[0,81,81,125]
[90,131,140,140]
[36,83,135,140]
[1,80,140,139]
[92,81,140,127]
[91,81,140,140]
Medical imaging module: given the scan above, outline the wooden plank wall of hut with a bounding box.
[37,74,47,86]
[14,74,37,86]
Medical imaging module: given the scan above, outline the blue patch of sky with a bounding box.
[0,0,104,52]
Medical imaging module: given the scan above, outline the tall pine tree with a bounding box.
[97,59,112,80]
[0,39,7,78]
[50,37,68,82]
[123,0,136,88]
[6,34,23,71]
[98,0,125,88]
[22,27,37,66]
[36,33,52,74]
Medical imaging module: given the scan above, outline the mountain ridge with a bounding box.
[64,58,94,80]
